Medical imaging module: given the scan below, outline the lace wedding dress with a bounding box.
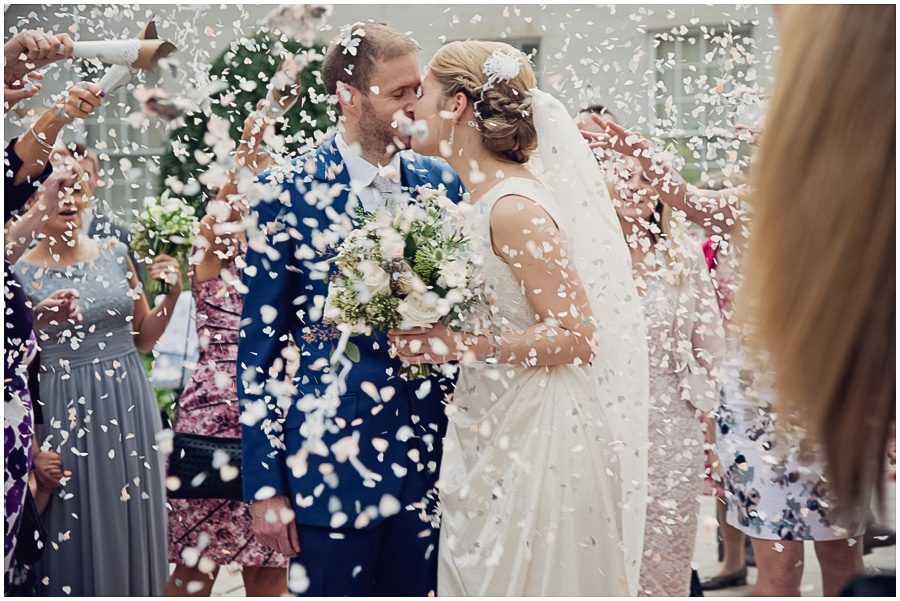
[437,178,634,596]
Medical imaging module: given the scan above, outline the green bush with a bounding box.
[158,30,336,211]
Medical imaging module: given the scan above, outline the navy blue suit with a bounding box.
[237,136,463,595]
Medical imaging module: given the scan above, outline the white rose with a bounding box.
[398,291,443,328]
[355,260,391,300]
[445,287,466,305]
[437,260,468,289]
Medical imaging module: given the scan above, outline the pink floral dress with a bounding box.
[167,257,287,569]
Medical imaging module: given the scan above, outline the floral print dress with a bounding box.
[717,345,867,541]
[167,257,287,569]
[4,330,36,572]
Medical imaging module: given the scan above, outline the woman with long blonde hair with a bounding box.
[744,0,894,558]
[720,6,892,596]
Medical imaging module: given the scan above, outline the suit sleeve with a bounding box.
[237,173,303,502]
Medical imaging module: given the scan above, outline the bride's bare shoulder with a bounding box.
[489,193,561,249]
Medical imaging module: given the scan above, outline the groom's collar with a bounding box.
[334,132,402,187]
[312,133,420,189]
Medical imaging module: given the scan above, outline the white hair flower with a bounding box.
[482,48,523,88]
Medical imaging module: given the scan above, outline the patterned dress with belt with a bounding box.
[167,257,288,569]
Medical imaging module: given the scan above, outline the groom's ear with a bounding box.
[335,81,360,115]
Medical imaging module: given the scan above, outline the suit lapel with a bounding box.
[401,152,464,203]
[311,137,354,215]
[400,152,428,191]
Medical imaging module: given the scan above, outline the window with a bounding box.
[517,39,541,78]
[651,24,758,183]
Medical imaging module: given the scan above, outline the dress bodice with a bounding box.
[462,177,567,333]
[14,239,136,368]
[191,258,244,362]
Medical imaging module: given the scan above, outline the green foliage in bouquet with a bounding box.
[157,30,336,211]
[130,191,199,296]
[401,207,469,293]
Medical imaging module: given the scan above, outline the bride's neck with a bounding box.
[445,140,530,202]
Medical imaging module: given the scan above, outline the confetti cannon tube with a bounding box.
[68,20,176,70]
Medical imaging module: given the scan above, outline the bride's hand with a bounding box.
[389,325,456,364]
[388,325,491,365]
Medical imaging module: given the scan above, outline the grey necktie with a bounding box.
[371,174,401,210]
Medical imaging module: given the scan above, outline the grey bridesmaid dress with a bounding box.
[14,238,168,596]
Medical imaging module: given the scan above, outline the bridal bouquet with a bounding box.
[324,185,480,379]
[130,191,200,296]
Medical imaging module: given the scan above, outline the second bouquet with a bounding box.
[324,184,481,379]
[130,191,200,297]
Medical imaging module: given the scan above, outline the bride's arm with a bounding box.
[483,195,597,366]
[392,195,597,367]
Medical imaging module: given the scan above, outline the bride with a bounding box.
[389,41,649,596]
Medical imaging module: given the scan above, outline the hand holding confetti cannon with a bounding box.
[3,30,75,109]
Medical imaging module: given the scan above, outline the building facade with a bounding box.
[5,3,777,217]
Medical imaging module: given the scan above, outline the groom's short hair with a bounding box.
[322,22,420,100]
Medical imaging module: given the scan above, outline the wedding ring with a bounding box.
[78,99,90,113]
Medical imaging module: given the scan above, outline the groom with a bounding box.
[238,22,463,596]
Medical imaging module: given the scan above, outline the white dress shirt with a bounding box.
[335,132,402,212]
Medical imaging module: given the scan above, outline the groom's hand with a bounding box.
[250,495,300,557]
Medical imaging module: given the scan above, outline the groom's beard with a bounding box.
[359,97,409,159]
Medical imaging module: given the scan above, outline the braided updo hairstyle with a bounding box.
[428,41,538,164]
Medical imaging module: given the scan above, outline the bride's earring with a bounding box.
[448,121,456,148]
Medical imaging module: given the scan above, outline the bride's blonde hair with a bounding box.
[428,41,538,164]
